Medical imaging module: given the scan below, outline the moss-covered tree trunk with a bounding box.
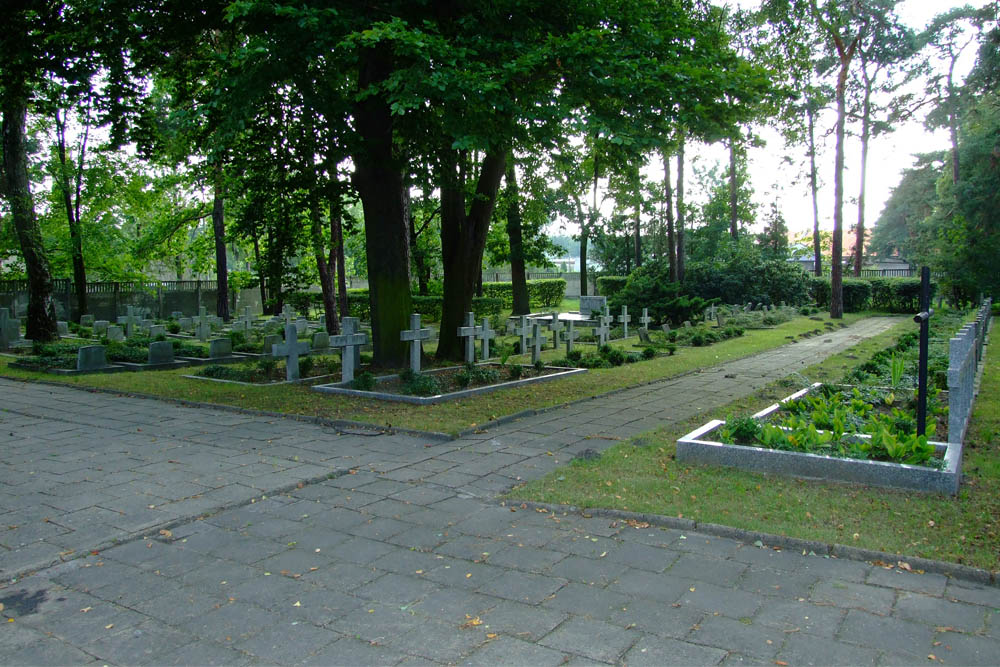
[212,162,230,321]
[505,161,530,315]
[808,106,822,277]
[352,45,410,367]
[2,96,58,341]
[54,109,88,320]
[436,150,506,361]
[663,148,676,282]
[676,133,686,282]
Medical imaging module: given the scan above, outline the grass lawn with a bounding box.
[0,311,868,436]
[509,318,1000,571]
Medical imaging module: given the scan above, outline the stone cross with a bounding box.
[476,318,496,361]
[194,306,211,342]
[529,321,547,364]
[282,304,296,327]
[0,308,9,351]
[639,308,652,329]
[547,313,564,350]
[457,312,482,364]
[564,320,580,355]
[400,313,432,373]
[618,306,631,338]
[513,316,531,355]
[273,324,311,382]
[593,320,609,347]
[123,306,141,338]
[342,316,364,368]
[330,319,368,382]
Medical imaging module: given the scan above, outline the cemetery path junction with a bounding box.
[1,315,997,665]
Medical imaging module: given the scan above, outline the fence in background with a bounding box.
[948,298,993,445]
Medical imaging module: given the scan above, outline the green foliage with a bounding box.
[868,278,935,313]
[400,369,441,396]
[298,356,315,377]
[841,279,872,312]
[347,290,502,323]
[352,371,376,391]
[607,260,710,326]
[481,280,566,309]
[455,363,501,388]
[684,245,810,307]
[411,295,443,321]
[596,276,628,297]
[719,415,761,444]
[167,322,181,334]
[507,364,524,380]
[642,347,656,360]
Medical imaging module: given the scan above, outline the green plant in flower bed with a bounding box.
[400,368,442,396]
[353,371,376,391]
[173,341,209,358]
[455,363,502,388]
[17,342,84,370]
[103,337,153,363]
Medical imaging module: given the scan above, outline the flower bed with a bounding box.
[313,362,586,405]
[184,355,342,385]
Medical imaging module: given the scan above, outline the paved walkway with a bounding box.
[1,316,997,665]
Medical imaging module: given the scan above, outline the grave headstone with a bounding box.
[171,311,184,319]
[93,320,109,336]
[477,318,496,360]
[148,325,166,338]
[661,322,671,334]
[123,306,141,337]
[618,306,631,339]
[716,313,726,328]
[564,320,580,355]
[273,324,311,382]
[295,318,309,335]
[400,314,433,373]
[639,308,652,330]
[230,320,250,336]
[57,321,69,336]
[148,340,175,365]
[330,319,367,383]
[457,312,482,364]
[579,295,607,319]
[547,313,564,350]
[683,321,692,328]
[311,331,330,352]
[76,345,109,371]
[0,308,10,351]
[529,321,547,364]
[281,304,296,326]
[318,314,326,329]
[208,338,233,359]
[262,333,282,355]
[106,325,124,342]
[638,327,651,344]
[80,314,94,327]
[178,317,193,329]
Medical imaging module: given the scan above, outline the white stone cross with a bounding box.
[194,305,211,342]
[282,304,296,327]
[529,321,547,364]
[272,324,311,382]
[457,311,482,364]
[330,319,368,382]
[547,313,564,350]
[342,316,364,368]
[564,320,580,355]
[476,318,496,361]
[619,306,631,338]
[400,313,432,373]
[513,316,532,356]
[593,320,609,347]
[639,308,652,329]
[123,306,141,338]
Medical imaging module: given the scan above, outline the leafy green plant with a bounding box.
[507,364,524,380]
[400,368,441,396]
[298,356,315,377]
[890,352,905,387]
[719,415,761,444]
[642,347,656,360]
[257,356,278,379]
[533,359,546,372]
[352,371,376,391]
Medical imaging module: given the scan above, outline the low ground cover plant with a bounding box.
[199,355,340,383]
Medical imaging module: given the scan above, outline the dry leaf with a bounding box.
[460,615,483,628]
[898,561,912,571]
[79,607,91,613]
[935,626,956,633]
[159,529,172,538]
[486,633,498,639]
[928,655,936,661]
[293,601,301,607]
[775,661,789,666]
[105,624,114,630]
[689,587,696,592]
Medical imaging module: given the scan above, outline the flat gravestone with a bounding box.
[579,295,606,319]
[107,325,124,342]
[77,345,109,371]
[683,321,692,328]
[57,321,69,336]
[148,324,166,338]
[80,314,94,327]
[209,338,233,358]
[148,340,175,365]
[295,318,309,335]
[171,311,184,319]
[93,320,109,336]
[178,317,193,329]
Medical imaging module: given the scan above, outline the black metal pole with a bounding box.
[914,266,931,437]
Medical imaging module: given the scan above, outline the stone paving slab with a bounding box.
[4,316,997,665]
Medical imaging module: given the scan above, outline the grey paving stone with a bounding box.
[929,630,1000,666]
[302,636,408,666]
[686,616,782,660]
[672,534,742,559]
[752,599,845,638]
[810,580,896,615]
[538,616,640,663]
[6,637,100,666]
[543,582,631,619]
[234,622,341,662]
[390,618,489,663]
[83,620,195,665]
[181,601,277,644]
[737,566,819,599]
[776,633,878,666]
[610,568,688,603]
[434,535,501,561]
[894,590,988,632]
[423,559,505,591]
[731,545,810,571]
[486,544,566,572]
[329,601,426,643]
[547,554,630,586]
[675,582,763,619]
[462,635,567,666]
[476,569,567,605]
[353,573,441,606]
[945,581,1000,609]
[155,639,253,666]
[327,535,399,565]
[866,566,948,596]
[667,553,747,586]
[610,596,704,639]
[622,634,728,666]
[838,609,935,655]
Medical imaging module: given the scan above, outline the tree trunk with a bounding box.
[663,149,676,282]
[54,109,88,320]
[212,161,229,321]
[310,196,339,335]
[505,160,530,315]
[831,59,850,319]
[633,175,642,267]
[579,219,589,298]
[855,83,871,278]
[947,59,960,184]
[332,211,348,320]
[436,150,506,360]
[2,96,58,341]
[351,45,411,367]
[808,105,822,276]
[728,136,739,239]
[252,231,266,312]
[676,134,686,282]
[409,215,430,297]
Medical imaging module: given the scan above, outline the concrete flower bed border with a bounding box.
[677,383,962,495]
[312,365,587,405]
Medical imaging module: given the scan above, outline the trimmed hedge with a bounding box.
[596,276,628,297]
[811,275,936,313]
[345,289,501,323]
[482,279,566,308]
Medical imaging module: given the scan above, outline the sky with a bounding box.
[551,0,991,251]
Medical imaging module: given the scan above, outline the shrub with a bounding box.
[352,371,376,391]
[400,368,441,396]
[481,279,566,308]
[566,349,582,362]
[842,279,872,312]
[599,345,626,366]
[607,260,711,326]
[167,322,181,334]
[685,249,810,306]
[507,364,524,379]
[868,277,936,313]
[809,276,831,307]
[596,276,628,297]
[642,347,656,360]
[298,356,315,377]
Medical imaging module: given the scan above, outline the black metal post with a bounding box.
[913,266,932,437]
